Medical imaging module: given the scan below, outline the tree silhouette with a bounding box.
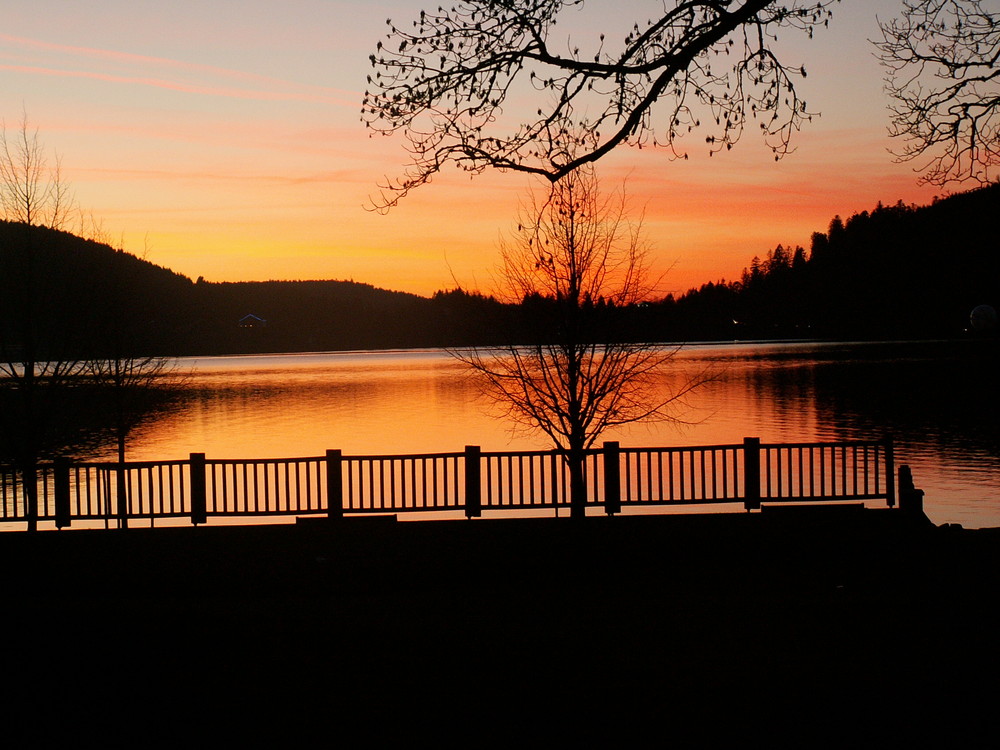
[0,118,175,530]
[0,116,82,530]
[85,239,181,529]
[876,0,1000,185]
[85,355,175,528]
[363,0,836,209]
[457,167,702,518]
[663,183,1000,339]
[0,112,73,229]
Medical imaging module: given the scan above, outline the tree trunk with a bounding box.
[116,428,128,529]
[22,457,38,532]
[568,445,587,519]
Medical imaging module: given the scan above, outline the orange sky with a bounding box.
[1,2,945,298]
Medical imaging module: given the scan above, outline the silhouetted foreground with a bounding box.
[3,509,997,743]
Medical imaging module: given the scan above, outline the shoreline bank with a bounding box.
[4,510,998,741]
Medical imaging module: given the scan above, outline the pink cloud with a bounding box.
[0,33,357,106]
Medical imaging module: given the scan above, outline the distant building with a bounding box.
[238,314,267,328]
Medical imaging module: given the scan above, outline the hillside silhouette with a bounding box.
[187,280,511,353]
[0,221,193,359]
[658,183,1000,340]
[1,184,997,356]
[0,221,518,356]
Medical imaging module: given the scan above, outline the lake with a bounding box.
[86,339,1000,529]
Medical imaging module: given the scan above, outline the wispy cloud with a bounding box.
[77,165,367,187]
[0,33,357,106]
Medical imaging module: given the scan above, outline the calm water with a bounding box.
[88,340,999,528]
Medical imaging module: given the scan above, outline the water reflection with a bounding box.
[676,340,1000,527]
[79,342,999,528]
[119,351,492,459]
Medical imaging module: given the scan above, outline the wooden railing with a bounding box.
[0,436,905,530]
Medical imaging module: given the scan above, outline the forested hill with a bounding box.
[2,183,996,357]
[659,183,1000,340]
[0,221,508,356]
[186,280,506,354]
[0,221,194,357]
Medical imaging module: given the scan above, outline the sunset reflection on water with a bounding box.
[92,342,1000,529]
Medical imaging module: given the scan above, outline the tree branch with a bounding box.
[363,1,836,209]
[876,0,1000,185]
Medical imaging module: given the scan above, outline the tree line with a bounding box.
[658,182,1000,340]
[4,181,996,366]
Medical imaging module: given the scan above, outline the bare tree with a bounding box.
[85,354,175,528]
[86,355,173,460]
[363,1,836,209]
[0,112,74,229]
[101,227,186,526]
[876,0,1000,185]
[1,115,174,529]
[0,116,83,530]
[458,167,703,518]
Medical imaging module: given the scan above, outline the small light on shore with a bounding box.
[970,304,998,332]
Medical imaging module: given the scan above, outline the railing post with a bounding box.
[116,462,129,530]
[897,464,924,515]
[190,453,207,526]
[23,459,38,532]
[326,449,343,519]
[884,435,896,508]
[54,457,71,529]
[603,441,621,516]
[465,445,481,518]
[743,437,761,511]
[100,466,112,529]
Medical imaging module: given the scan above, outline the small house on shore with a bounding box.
[238,314,267,329]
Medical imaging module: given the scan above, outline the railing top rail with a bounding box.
[482,443,750,458]
[101,459,190,469]
[759,439,892,450]
[481,448,566,459]
[206,455,324,465]
[343,451,466,461]
[621,443,746,453]
[18,459,192,471]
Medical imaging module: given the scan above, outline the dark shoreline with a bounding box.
[4,510,999,742]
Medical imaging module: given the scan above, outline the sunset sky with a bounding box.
[2,1,946,298]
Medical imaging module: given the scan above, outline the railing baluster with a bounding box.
[699,450,706,501]
[666,450,675,502]
[677,450,685,502]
